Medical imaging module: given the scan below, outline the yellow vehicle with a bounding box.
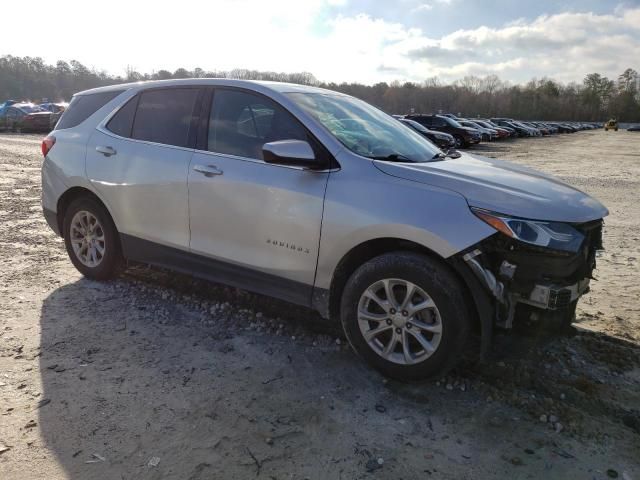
[604,119,618,131]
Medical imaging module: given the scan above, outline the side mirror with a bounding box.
[446,148,461,159]
[262,140,323,169]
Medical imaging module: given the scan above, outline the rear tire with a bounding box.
[340,252,471,381]
[62,196,123,280]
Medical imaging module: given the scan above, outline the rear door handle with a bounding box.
[193,164,223,177]
[96,145,117,157]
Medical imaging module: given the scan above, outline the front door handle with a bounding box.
[193,164,223,177]
[96,145,117,157]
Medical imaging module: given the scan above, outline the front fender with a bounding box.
[314,156,495,290]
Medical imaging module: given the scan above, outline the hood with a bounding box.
[374,152,608,223]
[460,126,480,134]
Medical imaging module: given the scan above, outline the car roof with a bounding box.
[12,103,38,108]
[75,79,341,97]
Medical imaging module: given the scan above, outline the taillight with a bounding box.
[41,135,56,157]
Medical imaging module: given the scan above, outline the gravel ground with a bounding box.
[0,130,639,480]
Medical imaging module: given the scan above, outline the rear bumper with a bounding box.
[43,207,60,236]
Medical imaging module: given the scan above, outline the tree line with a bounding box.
[1,55,638,121]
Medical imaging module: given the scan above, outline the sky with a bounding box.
[2,0,639,85]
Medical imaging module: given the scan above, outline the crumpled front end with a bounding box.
[458,219,604,328]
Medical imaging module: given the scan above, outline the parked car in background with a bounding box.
[491,119,531,137]
[40,102,69,130]
[478,119,516,137]
[398,118,456,150]
[41,79,608,380]
[534,122,558,134]
[547,122,573,133]
[441,113,462,120]
[458,120,497,141]
[472,120,511,138]
[523,122,549,135]
[0,100,18,112]
[405,114,481,148]
[39,102,68,114]
[628,125,640,131]
[0,103,51,132]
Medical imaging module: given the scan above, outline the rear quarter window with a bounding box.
[56,90,124,130]
[106,95,139,138]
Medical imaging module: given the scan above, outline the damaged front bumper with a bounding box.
[459,219,603,329]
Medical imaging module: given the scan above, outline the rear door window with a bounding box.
[56,90,123,130]
[131,88,199,148]
[207,89,307,160]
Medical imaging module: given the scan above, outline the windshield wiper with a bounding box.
[431,152,446,160]
[368,153,413,162]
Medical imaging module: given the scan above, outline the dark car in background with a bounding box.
[0,103,51,132]
[405,114,481,148]
[491,118,533,137]
[398,118,456,150]
[478,119,516,137]
[39,102,68,130]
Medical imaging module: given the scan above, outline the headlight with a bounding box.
[471,207,584,252]
[434,134,449,140]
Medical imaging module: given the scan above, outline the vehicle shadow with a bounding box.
[40,271,442,479]
[37,272,640,479]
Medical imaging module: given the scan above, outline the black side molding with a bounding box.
[120,234,314,308]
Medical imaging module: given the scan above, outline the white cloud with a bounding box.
[412,3,433,12]
[319,6,640,84]
[0,1,637,85]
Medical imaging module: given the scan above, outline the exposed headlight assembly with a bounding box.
[471,207,584,253]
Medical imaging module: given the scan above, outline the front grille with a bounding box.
[549,289,572,309]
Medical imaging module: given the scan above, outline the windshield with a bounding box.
[287,92,440,162]
[443,116,463,128]
[400,118,430,134]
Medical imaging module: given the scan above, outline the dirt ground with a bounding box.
[0,130,639,480]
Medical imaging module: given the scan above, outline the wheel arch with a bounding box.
[319,238,489,341]
[55,187,116,238]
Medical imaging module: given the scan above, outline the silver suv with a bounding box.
[41,79,608,380]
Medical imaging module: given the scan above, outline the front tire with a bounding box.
[63,196,123,280]
[340,252,471,381]
[454,135,469,148]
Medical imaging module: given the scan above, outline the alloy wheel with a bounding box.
[70,210,106,267]
[357,278,442,365]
